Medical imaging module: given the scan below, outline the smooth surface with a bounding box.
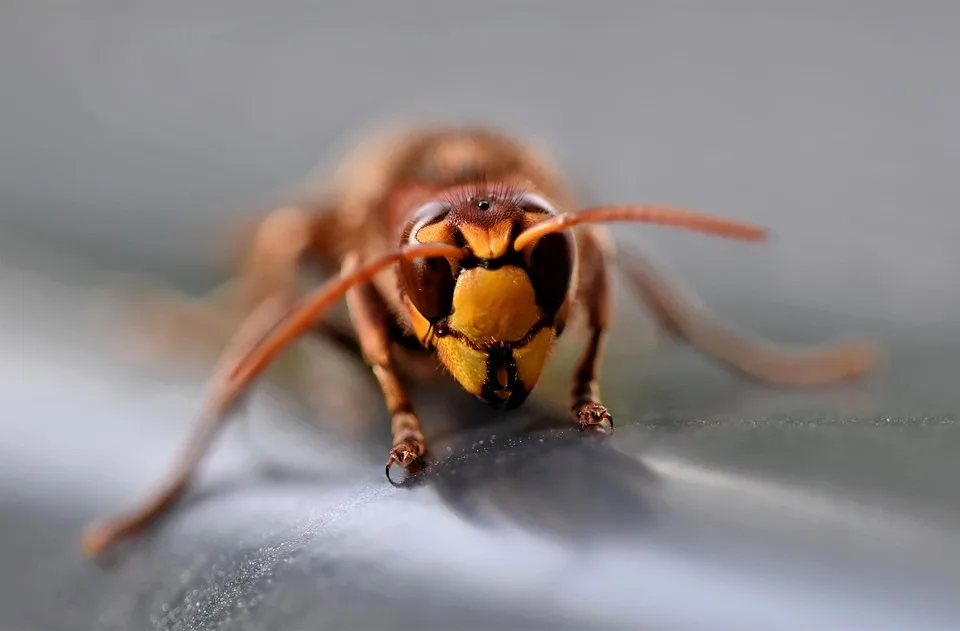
[3,230,960,630]
[2,2,959,629]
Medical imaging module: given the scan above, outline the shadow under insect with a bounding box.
[399,384,661,545]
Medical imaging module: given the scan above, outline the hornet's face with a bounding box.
[397,184,575,409]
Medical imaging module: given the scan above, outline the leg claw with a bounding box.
[385,440,426,486]
[576,402,614,436]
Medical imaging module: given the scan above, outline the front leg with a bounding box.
[340,253,427,483]
[570,227,615,435]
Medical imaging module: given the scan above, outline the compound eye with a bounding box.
[410,200,448,227]
[515,192,559,217]
[514,192,570,313]
[398,255,456,322]
[526,230,573,315]
[399,200,456,322]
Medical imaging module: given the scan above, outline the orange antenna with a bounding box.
[513,204,768,252]
[79,241,463,558]
[227,242,463,385]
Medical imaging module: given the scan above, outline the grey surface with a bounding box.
[3,233,960,630]
[4,245,960,630]
[2,2,960,630]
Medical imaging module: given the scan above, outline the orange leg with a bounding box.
[340,253,426,483]
[80,294,293,558]
[81,206,349,558]
[614,244,878,385]
[80,241,462,558]
[235,205,368,361]
[569,227,616,434]
[123,204,366,364]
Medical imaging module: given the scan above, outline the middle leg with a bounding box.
[125,204,369,367]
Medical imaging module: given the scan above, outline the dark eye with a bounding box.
[515,192,558,216]
[407,200,450,236]
[526,231,573,315]
[514,192,570,313]
[398,255,455,322]
[399,200,456,322]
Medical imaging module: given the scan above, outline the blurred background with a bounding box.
[2,1,959,629]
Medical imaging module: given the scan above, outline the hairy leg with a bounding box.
[569,226,616,434]
[81,207,356,558]
[614,244,878,385]
[340,253,427,483]
[126,205,367,366]
[80,294,293,558]
[81,240,463,557]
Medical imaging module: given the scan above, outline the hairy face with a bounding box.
[397,183,574,409]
